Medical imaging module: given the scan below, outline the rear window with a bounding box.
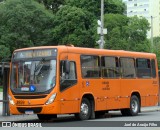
[136,58,151,78]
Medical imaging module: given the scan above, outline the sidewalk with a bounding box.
[141,106,160,112]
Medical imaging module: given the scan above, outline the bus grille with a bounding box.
[17,107,42,114]
[14,95,47,99]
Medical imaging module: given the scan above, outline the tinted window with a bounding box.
[136,58,151,78]
[120,58,136,78]
[60,61,77,91]
[151,59,156,78]
[81,55,100,78]
[101,56,120,78]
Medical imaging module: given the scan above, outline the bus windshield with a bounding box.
[10,59,56,93]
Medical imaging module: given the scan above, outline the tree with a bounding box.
[65,0,125,18]
[0,0,151,59]
[125,16,150,52]
[103,14,150,52]
[0,0,55,60]
[103,14,129,49]
[35,0,125,16]
[153,37,160,68]
[52,5,96,47]
[35,0,65,13]
[0,45,11,61]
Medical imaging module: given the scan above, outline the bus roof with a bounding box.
[14,45,156,59]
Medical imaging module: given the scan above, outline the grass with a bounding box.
[0,87,3,92]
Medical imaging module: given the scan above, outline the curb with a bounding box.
[141,106,160,112]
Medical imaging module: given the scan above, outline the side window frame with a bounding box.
[120,57,136,78]
[60,61,77,92]
[101,56,120,78]
[151,59,156,78]
[136,58,151,78]
[80,55,100,79]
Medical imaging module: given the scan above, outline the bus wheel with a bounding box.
[121,95,140,116]
[37,114,57,120]
[75,98,91,120]
[129,95,140,116]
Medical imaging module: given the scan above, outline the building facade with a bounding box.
[123,0,160,38]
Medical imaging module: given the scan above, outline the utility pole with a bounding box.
[100,0,104,49]
[97,0,107,49]
[151,16,153,53]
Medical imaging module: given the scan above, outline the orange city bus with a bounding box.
[8,45,159,120]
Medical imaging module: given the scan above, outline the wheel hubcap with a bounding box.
[81,103,89,116]
[131,100,138,113]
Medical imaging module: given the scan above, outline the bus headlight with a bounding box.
[8,95,15,105]
[45,93,57,105]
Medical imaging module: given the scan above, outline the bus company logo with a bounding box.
[2,122,11,127]
[86,81,90,87]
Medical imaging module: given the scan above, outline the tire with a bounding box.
[75,98,91,120]
[37,114,57,120]
[121,95,140,116]
[129,95,140,116]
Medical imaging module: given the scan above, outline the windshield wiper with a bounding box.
[34,58,45,73]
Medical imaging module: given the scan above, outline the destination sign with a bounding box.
[13,49,57,59]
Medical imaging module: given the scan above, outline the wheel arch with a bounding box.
[131,91,141,112]
[81,93,95,119]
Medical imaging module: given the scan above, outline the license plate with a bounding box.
[25,110,34,115]
[16,100,25,105]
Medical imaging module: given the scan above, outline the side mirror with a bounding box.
[61,60,70,74]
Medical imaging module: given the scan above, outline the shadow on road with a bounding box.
[15,112,123,123]
[14,111,156,123]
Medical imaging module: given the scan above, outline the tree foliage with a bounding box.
[52,5,96,47]
[35,0,125,17]
[0,45,11,61]
[0,0,55,60]
[65,0,125,18]
[103,14,150,52]
[126,16,150,52]
[35,0,65,13]
[0,0,151,62]
[153,37,160,68]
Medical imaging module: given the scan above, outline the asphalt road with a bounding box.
[0,111,160,130]
[3,111,160,126]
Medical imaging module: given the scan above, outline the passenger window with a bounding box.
[136,58,151,78]
[60,61,77,91]
[120,58,136,78]
[101,56,120,78]
[81,55,100,78]
[151,59,156,78]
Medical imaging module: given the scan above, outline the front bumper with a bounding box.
[9,101,60,115]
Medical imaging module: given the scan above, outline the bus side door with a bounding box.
[59,53,80,114]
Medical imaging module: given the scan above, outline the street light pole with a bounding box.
[100,0,104,49]
[151,16,153,53]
